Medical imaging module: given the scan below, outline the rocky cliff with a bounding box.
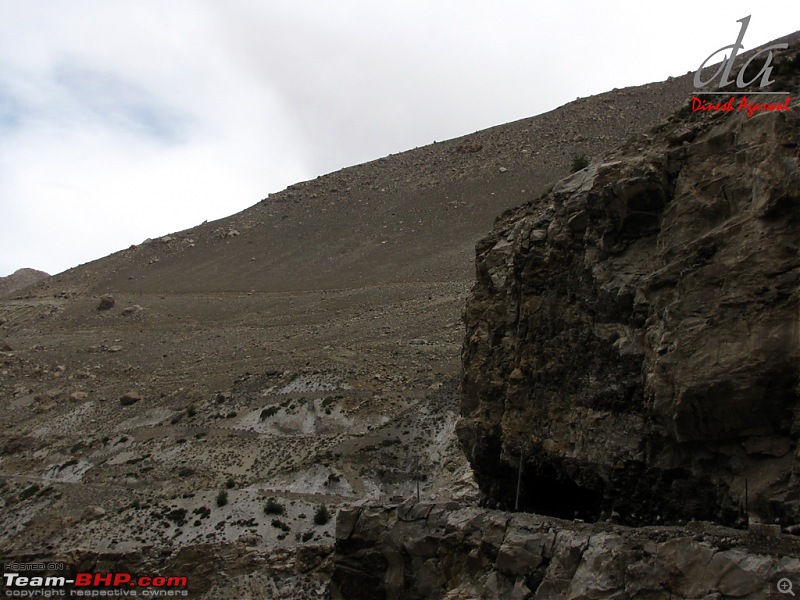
[458,73,800,526]
[332,501,800,599]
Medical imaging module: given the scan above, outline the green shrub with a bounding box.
[216,490,228,507]
[165,508,187,526]
[571,154,589,173]
[260,406,279,420]
[264,497,285,515]
[313,504,331,526]
[192,506,211,519]
[271,518,291,532]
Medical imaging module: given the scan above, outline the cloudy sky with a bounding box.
[1,1,798,277]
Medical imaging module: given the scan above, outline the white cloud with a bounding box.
[0,0,798,276]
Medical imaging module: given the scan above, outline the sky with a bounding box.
[1,1,798,277]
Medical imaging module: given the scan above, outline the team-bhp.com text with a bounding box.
[3,572,188,597]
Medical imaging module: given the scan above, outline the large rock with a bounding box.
[97,294,115,311]
[458,97,800,526]
[119,391,142,406]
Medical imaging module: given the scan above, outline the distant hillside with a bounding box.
[0,268,49,296]
[30,74,701,297]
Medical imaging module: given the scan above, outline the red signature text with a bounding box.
[691,95,791,117]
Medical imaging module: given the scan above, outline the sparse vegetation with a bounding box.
[165,508,187,526]
[271,518,291,532]
[571,153,589,172]
[193,506,211,520]
[314,504,331,526]
[19,484,40,501]
[260,406,279,420]
[264,497,285,515]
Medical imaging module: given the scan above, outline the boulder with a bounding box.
[97,294,115,311]
[120,391,141,406]
[121,305,143,316]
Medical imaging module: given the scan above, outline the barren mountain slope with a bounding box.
[28,72,702,296]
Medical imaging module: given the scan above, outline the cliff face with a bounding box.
[458,104,800,526]
[332,502,800,599]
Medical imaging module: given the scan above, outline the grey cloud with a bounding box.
[52,63,193,143]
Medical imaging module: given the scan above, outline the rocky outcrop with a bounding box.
[458,92,800,527]
[332,501,800,599]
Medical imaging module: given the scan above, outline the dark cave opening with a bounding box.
[515,461,604,522]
